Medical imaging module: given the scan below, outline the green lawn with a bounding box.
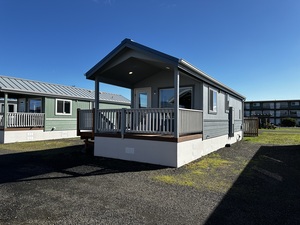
[243,127,300,145]
[154,127,300,190]
[0,138,83,151]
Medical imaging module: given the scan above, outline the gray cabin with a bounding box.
[80,38,245,167]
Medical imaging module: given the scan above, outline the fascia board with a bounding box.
[179,59,246,100]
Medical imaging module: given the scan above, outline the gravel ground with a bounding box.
[0,140,299,225]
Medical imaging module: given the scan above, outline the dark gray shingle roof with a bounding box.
[0,75,130,105]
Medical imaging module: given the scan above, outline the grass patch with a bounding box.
[153,153,248,193]
[244,128,300,145]
[0,138,83,151]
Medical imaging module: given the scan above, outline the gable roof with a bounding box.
[85,38,179,80]
[85,38,245,100]
[0,75,130,105]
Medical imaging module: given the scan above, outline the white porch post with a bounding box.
[94,77,100,133]
[174,68,180,138]
[4,93,8,129]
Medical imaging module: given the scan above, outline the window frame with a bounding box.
[159,86,193,109]
[208,87,218,114]
[55,99,72,115]
[29,98,42,113]
[225,93,230,113]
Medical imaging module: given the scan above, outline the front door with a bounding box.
[134,87,151,108]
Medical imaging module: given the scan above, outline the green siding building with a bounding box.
[0,75,130,143]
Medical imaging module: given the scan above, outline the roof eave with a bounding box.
[179,59,246,100]
[85,38,179,80]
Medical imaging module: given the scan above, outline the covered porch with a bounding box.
[83,39,209,167]
[0,92,45,130]
[84,39,204,142]
[77,107,203,142]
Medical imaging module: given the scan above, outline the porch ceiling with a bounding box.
[95,57,173,89]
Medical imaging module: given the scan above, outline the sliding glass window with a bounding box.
[159,87,192,109]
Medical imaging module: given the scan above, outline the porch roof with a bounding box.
[0,75,130,105]
[85,38,245,100]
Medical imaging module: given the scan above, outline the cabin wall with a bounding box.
[99,102,131,109]
[44,97,91,132]
[134,71,203,110]
[203,83,243,140]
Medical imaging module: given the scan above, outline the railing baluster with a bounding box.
[4,113,45,128]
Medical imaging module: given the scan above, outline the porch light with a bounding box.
[129,71,133,75]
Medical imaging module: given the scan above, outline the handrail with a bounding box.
[179,108,203,135]
[78,108,203,137]
[6,113,45,128]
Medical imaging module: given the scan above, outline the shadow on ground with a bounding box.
[205,144,300,225]
[0,145,164,184]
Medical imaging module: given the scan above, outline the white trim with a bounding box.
[55,99,72,116]
[208,87,218,114]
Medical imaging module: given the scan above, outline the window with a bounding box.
[56,99,72,115]
[29,99,42,113]
[225,93,230,113]
[1,104,16,113]
[209,88,217,114]
[139,93,148,108]
[276,102,288,109]
[159,87,192,109]
[245,103,250,110]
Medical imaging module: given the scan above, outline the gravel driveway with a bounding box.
[0,140,299,225]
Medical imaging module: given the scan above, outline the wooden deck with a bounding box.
[77,108,203,148]
[94,132,202,143]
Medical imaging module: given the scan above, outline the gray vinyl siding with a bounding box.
[203,119,228,139]
[203,84,243,139]
[99,102,130,109]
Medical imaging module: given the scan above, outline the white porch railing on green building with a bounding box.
[0,113,45,128]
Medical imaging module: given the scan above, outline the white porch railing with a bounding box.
[0,113,45,128]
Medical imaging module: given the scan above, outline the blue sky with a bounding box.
[0,0,299,101]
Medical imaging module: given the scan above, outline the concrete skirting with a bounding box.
[0,130,78,143]
[94,131,243,167]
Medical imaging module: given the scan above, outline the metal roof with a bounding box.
[0,75,130,105]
